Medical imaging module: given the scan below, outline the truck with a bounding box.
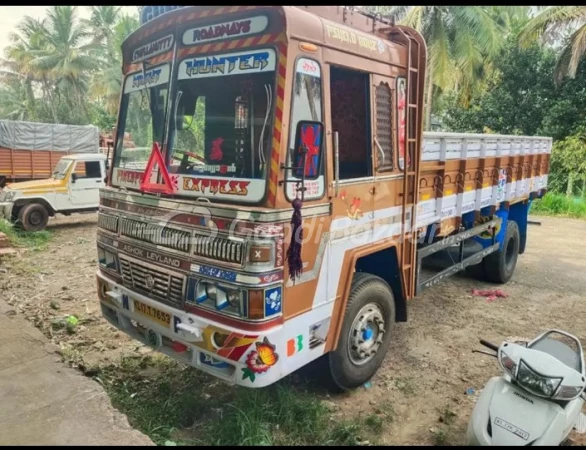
[95,5,551,390]
[0,119,100,187]
[0,153,109,231]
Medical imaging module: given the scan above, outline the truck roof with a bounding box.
[123,6,418,71]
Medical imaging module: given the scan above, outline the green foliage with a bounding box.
[100,355,365,446]
[531,193,586,218]
[440,37,557,136]
[0,6,139,129]
[0,219,52,249]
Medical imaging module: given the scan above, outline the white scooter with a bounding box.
[467,330,586,446]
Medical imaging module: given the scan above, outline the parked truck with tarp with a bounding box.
[0,119,100,187]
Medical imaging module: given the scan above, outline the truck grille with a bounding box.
[120,217,190,253]
[119,255,185,307]
[97,212,119,233]
[193,234,244,265]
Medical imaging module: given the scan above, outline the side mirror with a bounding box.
[293,121,323,180]
[71,173,78,183]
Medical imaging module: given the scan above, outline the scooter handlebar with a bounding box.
[480,339,499,352]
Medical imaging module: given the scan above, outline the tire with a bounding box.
[17,203,49,232]
[327,272,395,391]
[484,220,520,284]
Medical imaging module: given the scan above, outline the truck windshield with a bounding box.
[52,159,72,180]
[168,48,277,181]
[113,63,170,171]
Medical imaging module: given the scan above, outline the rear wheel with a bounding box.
[17,203,49,232]
[328,272,395,391]
[484,220,520,284]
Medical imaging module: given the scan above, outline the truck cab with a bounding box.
[0,153,108,231]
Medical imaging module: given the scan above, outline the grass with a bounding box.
[89,355,368,446]
[431,404,456,446]
[530,193,586,218]
[0,219,52,249]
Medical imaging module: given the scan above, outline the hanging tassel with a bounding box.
[287,196,304,281]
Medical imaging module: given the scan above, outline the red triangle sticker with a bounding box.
[140,142,176,195]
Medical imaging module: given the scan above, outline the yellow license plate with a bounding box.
[133,300,171,328]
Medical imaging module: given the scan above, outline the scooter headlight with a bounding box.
[516,360,562,398]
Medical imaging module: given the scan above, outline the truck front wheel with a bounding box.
[484,220,520,284]
[328,272,395,391]
[17,203,49,232]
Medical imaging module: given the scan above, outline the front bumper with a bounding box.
[0,201,13,220]
[96,270,284,388]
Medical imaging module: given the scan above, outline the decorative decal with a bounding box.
[296,124,321,178]
[132,34,174,63]
[189,163,237,175]
[178,48,277,80]
[199,353,230,369]
[309,318,331,350]
[241,337,279,382]
[124,63,170,94]
[497,168,507,202]
[286,335,303,357]
[114,169,143,187]
[296,58,320,77]
[191,264,238,283]
[339,191,364,220]
[264,286,282,316]
[140,6,187,26]
[197,326,258,361]
[182,15,269,45]
[182,177,250,196]
[210,137,224,161]
[324,22,386,54]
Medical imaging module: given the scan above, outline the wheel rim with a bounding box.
[505,235,516,271]
[29,211,42,226]
[348,303,386,366]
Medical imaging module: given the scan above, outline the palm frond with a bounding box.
[518,6,586,48]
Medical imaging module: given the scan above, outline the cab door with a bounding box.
[69,159,102,208]
[324,60,376,236]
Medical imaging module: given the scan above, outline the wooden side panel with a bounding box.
[0,147,70,182]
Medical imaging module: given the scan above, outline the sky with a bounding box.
[0,6,139,53]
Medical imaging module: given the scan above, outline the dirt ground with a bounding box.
[1,213,585,445]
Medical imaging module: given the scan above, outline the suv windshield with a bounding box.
[113,63,170,172]
[169,48,277,181]
[52,159,72,180]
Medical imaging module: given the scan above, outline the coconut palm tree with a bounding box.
[366,6,506,130]
[30,6,99,122]
[82,6,122,61]
[90,13,139,114]
[1,17,56,121]
[518,6,586,85]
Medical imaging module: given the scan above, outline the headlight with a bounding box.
[499,349,517,377]
[97,246,118,271]
[187,278,282,321]
[1,190,15,202]
[516,360,562,398]
[193,280,245,317]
